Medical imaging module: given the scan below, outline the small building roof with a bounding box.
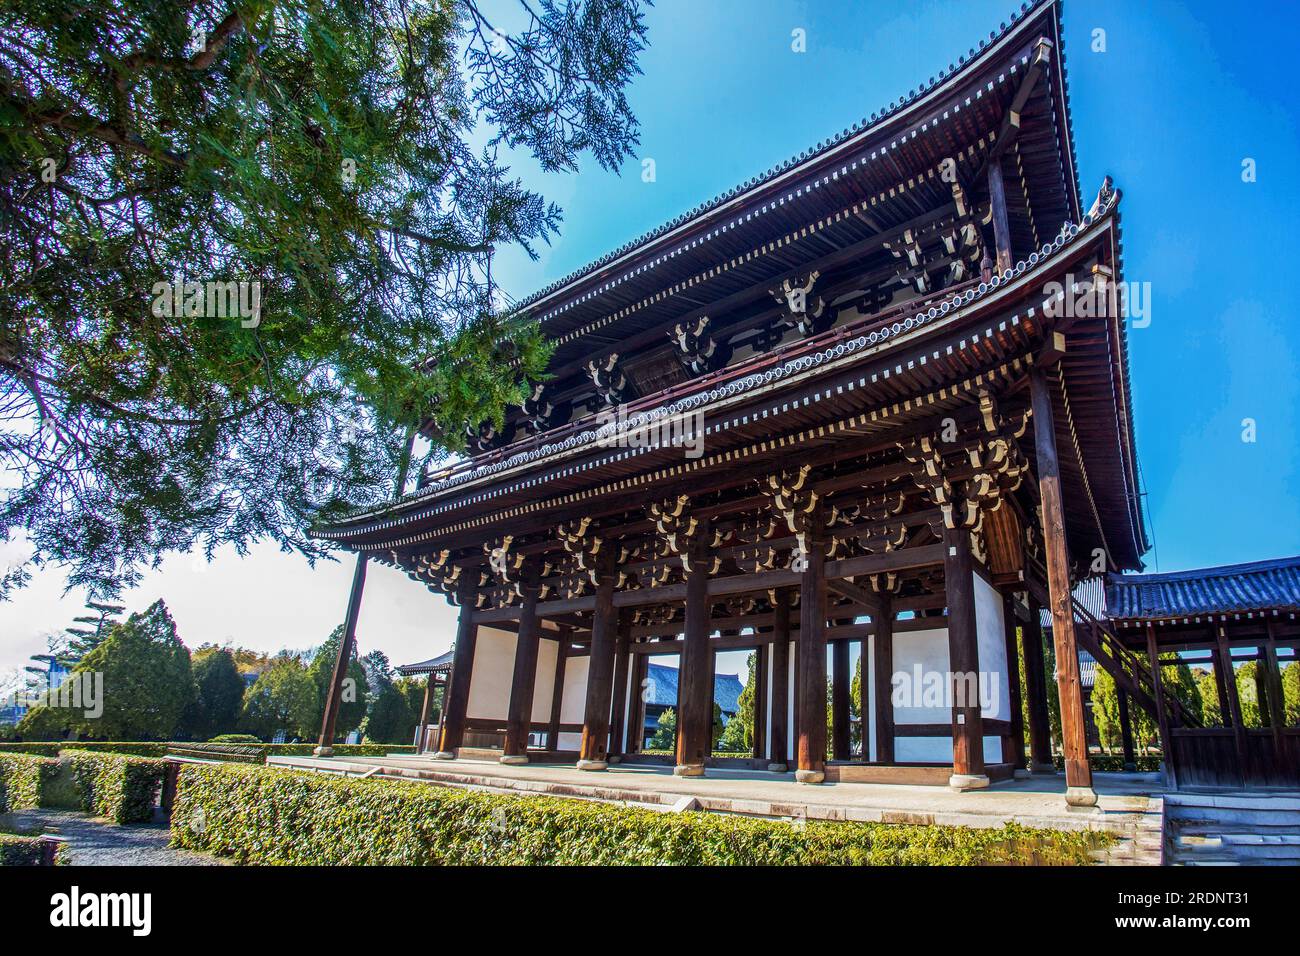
[396,650,455,677]
[644,662,744,714]
[1105,556,1300,622]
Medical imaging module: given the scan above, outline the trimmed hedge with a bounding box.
[0,833,66,865]
[1052,754,1162,773]
[65,750,166,824]
[170,762,1112,866]
[0,742,415,761]
[0,753,60,813]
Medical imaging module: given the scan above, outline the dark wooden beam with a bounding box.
[314,553,367,756]
[873,596,895,764]
[769,588,792,771]
[1030,367,1095,806]
[832,638,851,760]
[795,509,829,783]
[436,579,480,756]
[1021,596,1054,773]
[502,575,542,762]
[944,525,986,788]
[578,555,618,769]
[675,525,713,776]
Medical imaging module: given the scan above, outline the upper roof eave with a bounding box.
[514,0,1077,323]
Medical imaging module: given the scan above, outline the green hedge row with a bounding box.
[0,753,60,813]
[170,762,1112,866]
[65,751,166,824]
[0,833,65,865]
[1051,754,1162,773]
[0,742,416,761]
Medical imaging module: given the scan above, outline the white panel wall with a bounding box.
[891,626,951,726]
[973,572,1012,721]
[559,655,589,725]
[530,639,558,724]
[465,626,516,720]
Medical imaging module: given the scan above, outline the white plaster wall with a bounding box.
[973,572,1012,721]
[894,734,1002,763]
[787,643,796,761]
[865,634,876,762]
[530,638,558,724]
[559,655,589,725]
[556,732,583,750]
[465,626,516,720]
[891,626,951,726]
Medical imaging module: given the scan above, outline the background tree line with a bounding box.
[8,599,437,743]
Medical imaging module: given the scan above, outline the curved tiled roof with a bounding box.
[1106,556,1300,621]
[395,650,455,676]
[644,662,744,714]
[316,183,1121,539]
[515,0,1073,318]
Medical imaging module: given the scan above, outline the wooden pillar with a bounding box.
[315,552,367,756]
[944,525,986,789]
[579,560,619,770]
[415,673,436,752]
[1029,368,1095,806]
[831,638,851,760]
[547,634,568,751]
[987,159,1013,274]
[1117,688,1137,771]
[1021,598,1054,772]
[675,526,713,776]
[1214,626,1248,787]
[1001,594,1027,773]
[628,652,649,754]
[795,512,828,783]
[1146,624,1175,788]
[768,588,791,771]
[873,598,895,764]
[608,610,633,760]
[1263,622,1288,762]
[436,586,479,757]
[752,642,768,761]
[502,576,542,763]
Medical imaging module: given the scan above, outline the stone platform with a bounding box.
[267,752,1165,861]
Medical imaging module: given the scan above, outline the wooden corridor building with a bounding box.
[313,0,1157,806]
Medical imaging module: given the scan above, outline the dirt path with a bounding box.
[8,809,227,866]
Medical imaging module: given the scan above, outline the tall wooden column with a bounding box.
[988,159,1013,274]
[831,638,851,760]
[627,652,649,755]
[768,588,792,771]
[873,598,895,764]
[607,610,633,760]
[751,643,768,761]
[1146,624,1175,787]
[501,576,542,763]
[675,525,713,776]
[1117,689,1137,771]
[1214,626,1248,786]
[546,633,568,751]
[1021,597,1055,772]
[1001,594,1027,773]
[1029,368,1096,806]
[415,672,437,752]
[944,525,987,789]
[314,553,367,756]
[436,583,480,758]
[795,512,828,783]
[578,557,618,770]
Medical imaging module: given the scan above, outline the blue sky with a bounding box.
[492,0,1300,574]
[2,0,1297,677]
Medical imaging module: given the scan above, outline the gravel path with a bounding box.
[7,809,227,866]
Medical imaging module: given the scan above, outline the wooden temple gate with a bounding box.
[310,1,1176,806]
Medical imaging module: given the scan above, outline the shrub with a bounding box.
[0,833,66,865]
[207,734,261,744]
[65,750,166,824]
[170,762,1112,866]
[0,742,415,762]
[0,753,60,813]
